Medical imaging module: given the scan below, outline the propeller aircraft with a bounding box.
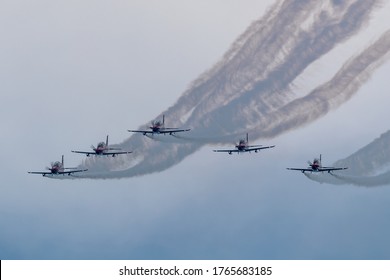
[28,155,87,177]
[287,154,348,173]
[72,135,132,157]
[213,133,275,154]
[128,115,190,135]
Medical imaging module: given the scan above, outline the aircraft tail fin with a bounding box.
[62,155,64,167]
[106,135,109,147]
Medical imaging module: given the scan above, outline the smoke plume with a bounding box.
[78,0,390,179]
[307,130,390,187]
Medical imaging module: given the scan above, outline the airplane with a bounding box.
[286,154,348,173]
[213,133,275,154]
[28,155,88,177]
[71,135,132,157]
[128,115,190,135]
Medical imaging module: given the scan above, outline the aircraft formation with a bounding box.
[28,115,191,177]
[28,115,347,177]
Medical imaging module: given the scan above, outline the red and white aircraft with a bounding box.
[128,115,190,135]
[72,135,132,157]
[287,154,348,173]
[28,155,87,177]
[213,133,275,154]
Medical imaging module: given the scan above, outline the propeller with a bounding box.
[152,119,163,127]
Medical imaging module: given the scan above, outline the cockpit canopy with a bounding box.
[97,142,105,148]
[152,120,162,127]
[313,159,320,165]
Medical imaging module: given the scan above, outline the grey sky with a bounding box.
[1,0,390,259]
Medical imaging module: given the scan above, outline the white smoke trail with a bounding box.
[77,0,390,179]
[332,172,390,187]
[306,172,390,187]
[250,30,390,139]
[304,172,345,185]
[308,129,390,187]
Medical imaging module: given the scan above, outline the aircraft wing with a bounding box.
[102,151,132,156]
[28,169,88,176]
[71,150,91,155]
[245,145,275,152]
[28,171,53,175]
[58,169,88,175]
[318,167,348,173]
[128,129,152,134]
[286,168,313,173]
[286,167,348,173]
[213,149,239,154]
[159,128,191,134]
[213,145,275,154]
[128,128,190,135]
[72,150,132,156]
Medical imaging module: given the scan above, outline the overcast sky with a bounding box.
[1,0,390,259]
